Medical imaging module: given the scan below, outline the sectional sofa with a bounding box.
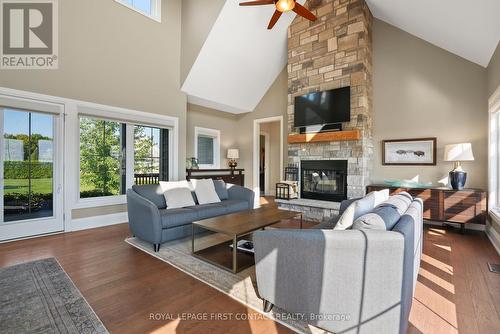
[254,192,423,334]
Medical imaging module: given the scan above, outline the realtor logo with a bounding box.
[1,0,58,69]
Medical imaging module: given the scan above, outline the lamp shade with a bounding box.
[444,143,474,161]
[227,149,239,159]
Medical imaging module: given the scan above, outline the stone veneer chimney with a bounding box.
[287,0,373,199]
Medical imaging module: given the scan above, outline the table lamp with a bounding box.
[227,149,239,169]
[444,143,474,190]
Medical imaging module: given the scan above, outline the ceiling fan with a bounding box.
[239,0,317,30]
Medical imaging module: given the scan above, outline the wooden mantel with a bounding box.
[288,130,361,144]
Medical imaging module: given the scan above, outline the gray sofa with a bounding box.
[127,181,254,252]
[254,195,423,334]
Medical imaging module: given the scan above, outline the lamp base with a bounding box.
[228,160,238,169]
[449,170,467,190]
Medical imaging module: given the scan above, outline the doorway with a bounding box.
[0,107,64,241]
[259,132,270,195]
[253,116,284,201]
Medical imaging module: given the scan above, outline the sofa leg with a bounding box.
[153,244,161,252]
[263,300,274,312]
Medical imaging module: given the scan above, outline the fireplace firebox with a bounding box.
[301,160,348,202]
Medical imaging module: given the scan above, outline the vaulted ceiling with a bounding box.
[366,0,500,68]
[182,0,500,114]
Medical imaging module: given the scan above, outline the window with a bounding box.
[115,0,161,22]
[194,127,220,169]
[79,117,125,198]
[134,125,169,184]
[3,109,55,222]
[79,116,172,200]
[489,87,500,212]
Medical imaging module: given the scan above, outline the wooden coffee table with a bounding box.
[191,206,302,273]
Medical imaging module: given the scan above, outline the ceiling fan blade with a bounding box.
[239,0,275,6]
[292,2,317,22]
[268,10,283,29]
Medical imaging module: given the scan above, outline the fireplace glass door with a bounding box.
[301,160,347,202]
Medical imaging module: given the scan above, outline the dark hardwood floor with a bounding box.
[0,199,499,333]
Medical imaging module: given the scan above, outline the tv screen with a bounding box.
[294,87,351,128]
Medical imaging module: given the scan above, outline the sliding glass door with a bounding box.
[0,107,63,241]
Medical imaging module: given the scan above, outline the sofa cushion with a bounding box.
[160,181,196,209]
[380,192,413,215]
[220,199,249,214]
[189,203,226,220]
[160,208,197,229]
[352,212,388,231]
[132,184,166,209]
[213,180,229,200]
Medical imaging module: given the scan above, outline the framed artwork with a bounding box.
[382,138,437,166]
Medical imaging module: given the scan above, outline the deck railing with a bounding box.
[134,173,160,185]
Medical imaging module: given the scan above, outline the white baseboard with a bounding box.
[66,212,128,232]
[486,224,500,256]
[424,220,486,232]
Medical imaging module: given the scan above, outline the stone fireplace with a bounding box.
[287,0,374,199]
[301,160,348,201]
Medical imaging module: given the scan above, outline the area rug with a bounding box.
[126,234,329,334]
[0,258,109,334]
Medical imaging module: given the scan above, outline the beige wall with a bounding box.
[0,0,186,218]
[186,103,239,168]
[488,42,500,97]
[234,69,289,190]
[185,69,289,191]
[181,0,225,84]
[372,19,488,189]
[260,121,281,194]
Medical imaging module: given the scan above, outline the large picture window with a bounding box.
[79,117,125,198]
[489,88,500,212]
[79,117,171,200]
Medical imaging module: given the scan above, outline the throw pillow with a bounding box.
[334,202,356,230]
[353,192,377,220]
[213,180,229,200]
[374,189,390,206]
[352,213,387,231]
[159,181,196,210]
[192,179,221,205]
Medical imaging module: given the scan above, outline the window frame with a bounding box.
[74,106,176,209]
[194,126,220,169]
[114,0,161,23]
[489,85,500,213]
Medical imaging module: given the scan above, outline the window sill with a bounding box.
[490,208,500,224]
[74,195,127,210]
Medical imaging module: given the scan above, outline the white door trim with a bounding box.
[253,116,283,207]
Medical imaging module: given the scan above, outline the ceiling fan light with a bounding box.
[276,0,295,12]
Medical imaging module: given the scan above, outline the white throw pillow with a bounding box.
[334,202,356,230]
[191,179,221,205]
[374,189,390,207]
[159,181,196,210]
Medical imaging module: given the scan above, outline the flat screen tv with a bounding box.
[294,87,351,128]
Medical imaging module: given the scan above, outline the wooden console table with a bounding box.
[186,169,245,186]
[367,185,487,233]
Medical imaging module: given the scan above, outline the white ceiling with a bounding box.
[366,0,500,67]
[182,1,305,114]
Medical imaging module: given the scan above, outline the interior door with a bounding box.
[0,107,63,241]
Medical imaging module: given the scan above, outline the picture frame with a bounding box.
[382,138,437,166]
